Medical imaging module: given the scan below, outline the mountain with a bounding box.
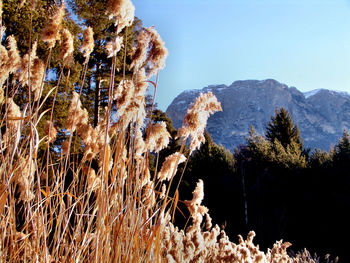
[166,79,350,151]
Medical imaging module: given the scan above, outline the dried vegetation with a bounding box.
[0,0,337,262]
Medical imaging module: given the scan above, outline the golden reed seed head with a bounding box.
[130,29,151,71]
[5,98,21,132]
[146,121,170,153]
[145,27,168,77]
[0,44,9,87]
[14,41,44,101]
[66,92,89,133]
[135,68,148,96]
[81,26,94,64]
[160,184,166,199]
[178,91,222,153]
[157,152,186,182]
[107,0,135,32]
[31,58,45,101]
[106,36,123,58]
[142,181,155,208]
[44,120,57,143]
[114,79,134,115]
[15,157,35,202]
[6,35,21,75]
[82,166,100,192]
[41,1,65,48]
[184,179,206,217]
[134,127,146,158]
[60,28,74,66]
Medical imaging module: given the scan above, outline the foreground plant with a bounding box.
[0,0,338,262]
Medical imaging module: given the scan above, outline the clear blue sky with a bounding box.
[133,0,350,111]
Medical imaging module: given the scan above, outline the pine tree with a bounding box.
[332,130,350,180]
[265,107,303,150]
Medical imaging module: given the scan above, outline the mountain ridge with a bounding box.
[166,79,350,151]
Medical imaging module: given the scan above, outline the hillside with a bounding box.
[167,79,350,150]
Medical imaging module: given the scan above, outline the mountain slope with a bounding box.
[166,79,350,150]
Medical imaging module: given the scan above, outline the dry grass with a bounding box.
[0,0,338,262]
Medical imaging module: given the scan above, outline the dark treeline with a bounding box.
[154,107,349,262]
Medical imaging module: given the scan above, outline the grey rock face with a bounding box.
[166,79,350,151]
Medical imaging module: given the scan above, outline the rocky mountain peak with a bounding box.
[166,79,350,151]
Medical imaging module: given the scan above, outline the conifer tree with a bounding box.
[333,130,350,161]
[332,130,350,184]
[265,107,303,150]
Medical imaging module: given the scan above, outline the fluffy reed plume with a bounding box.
[106,36,123,58]
[82,166,100,192]
[113,78,146,131]
[145,26,168,77]
[60,28,74,66]
[130,29,151,71]
[157,152,186,182]
[4,98,21,133]
[6,36,21,73]
[135,68,148,95]
[14,157,35,202]
[81,26,94,64]
[66,92,111,162]
[134,127,146,158]
[160,184,166,199]
[2,98,21,147]
[146,121,171,153]
[106,0,135,33]
[184,179,205,217]
[0,35,21,88]
[130,27,168,77]
[114,79,132,102]
[0,44,9,87]
[66,92,89,133]
[160,180,301,263]
[142,181,155,208]
[178,91,222,153]
[44,120,57,143]
[17,41,45,101]
[41,1,65,48]
[30,58,45,100]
